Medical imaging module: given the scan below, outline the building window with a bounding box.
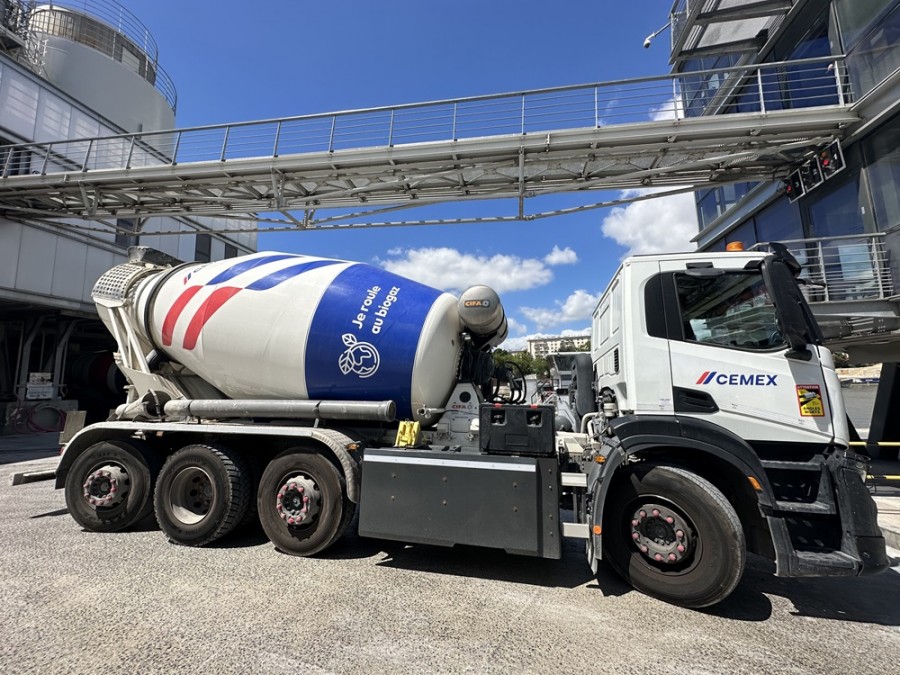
[808,177,869,238]
[695,183,757,229]
[195,233,211,262]
[865,117,900,231]
[783,8,838,109]
[754,197,803,244]
[845,3,900,100]
[224,243,238,259]
[115,218,139,248]
[833,0,895,52]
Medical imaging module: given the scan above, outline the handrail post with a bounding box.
[171,131,182,165]
[82,139,94,172]
[834,59,845,106]
[672,77,679,117]
[125,136,136,169]
[818,240,828,302]
[219,126,231,162]
[875,237,887,298]
[273,120,282,157]
[1,146,11,178]
[452,102,458,141]
[521,94,526,135]
[756,67,766,114]
[328,117,336,152]
[388,109,395,147]
[40,143,52,175]
[594,86,599,127]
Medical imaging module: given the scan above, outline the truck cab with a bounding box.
[593,248,844,446]
[580,246,887,606]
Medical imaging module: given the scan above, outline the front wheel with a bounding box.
[65,439,160,532]
[603,464,746,608]
[257,450,355,556]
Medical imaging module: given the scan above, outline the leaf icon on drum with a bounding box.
[338,333,381,378]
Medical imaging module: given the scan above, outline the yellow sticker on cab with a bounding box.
[796,384,824,417]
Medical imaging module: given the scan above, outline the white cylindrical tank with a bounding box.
[114,252,475,423]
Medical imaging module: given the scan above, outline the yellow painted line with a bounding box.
[849,441,900,447]
[868,475,900,481]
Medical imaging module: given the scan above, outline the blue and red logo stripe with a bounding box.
[161,255,340,350]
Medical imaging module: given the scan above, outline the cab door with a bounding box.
[659,264,836,445]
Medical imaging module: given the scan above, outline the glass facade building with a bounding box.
[675,0,900,255]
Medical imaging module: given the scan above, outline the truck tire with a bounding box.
[153,443,251,546]
[65,439,160,533]
[257,450,355,556]
[571,353,596,421]
[603,464,746,608]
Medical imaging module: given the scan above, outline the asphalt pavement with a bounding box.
[1,445,899,675]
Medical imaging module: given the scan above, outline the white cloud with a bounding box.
[500,327,591,352]
[506,316,528,336]
[600,188,697,256]
[520,289,599,330]
[649,96,684,121]
[378,247,566,294]
[543,245,578,266]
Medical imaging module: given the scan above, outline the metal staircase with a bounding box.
[0,56,857,231]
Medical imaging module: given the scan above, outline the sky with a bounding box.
[118,0,697,350]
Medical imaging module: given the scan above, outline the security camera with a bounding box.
[643,36,653,48]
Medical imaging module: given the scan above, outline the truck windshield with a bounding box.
[675,272,785,350]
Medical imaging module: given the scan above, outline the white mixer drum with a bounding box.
[134,252,462,421]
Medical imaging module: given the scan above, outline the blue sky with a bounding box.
[120,0,697,349]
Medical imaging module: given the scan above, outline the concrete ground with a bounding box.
[1,436,899,674]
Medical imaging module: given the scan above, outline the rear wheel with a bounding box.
[258,450,355,556]
[603,464,745,608]
[153,443,251,546]
[65,439,160,532]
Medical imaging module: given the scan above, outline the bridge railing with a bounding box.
[753,233,893,303]
[0,56,849,179]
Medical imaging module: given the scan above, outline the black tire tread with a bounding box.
[65,439,160,533]
[155,443,252,546]
[604,463,746,608]
[257,450,350,556]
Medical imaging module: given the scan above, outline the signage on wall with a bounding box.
[783,140,845,203]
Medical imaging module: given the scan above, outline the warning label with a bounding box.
[796,384,824,417]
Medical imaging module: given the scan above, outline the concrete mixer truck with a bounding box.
[47,244,887,609]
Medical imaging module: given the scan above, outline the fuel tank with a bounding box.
[95,251,505,423]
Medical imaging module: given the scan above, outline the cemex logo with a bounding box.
[696,371,778,386]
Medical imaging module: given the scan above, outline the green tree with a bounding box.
[493,349,537,375]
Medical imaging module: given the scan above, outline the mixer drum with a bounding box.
[128,252,464,422]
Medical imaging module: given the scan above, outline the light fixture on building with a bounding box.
[784,140,845,203]
[643,21,671,49]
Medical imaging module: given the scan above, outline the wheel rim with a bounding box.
[82,464,129,509]
[275,474,321,528]
[168,467,215,525]
[629,501,695,566]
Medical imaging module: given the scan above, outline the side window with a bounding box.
[115,218,139,248]
[674,272,785,350]
[195,233,211,262]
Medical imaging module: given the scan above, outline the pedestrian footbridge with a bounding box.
[0,56,858,231]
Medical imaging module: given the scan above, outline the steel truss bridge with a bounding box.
[0,56,857,233]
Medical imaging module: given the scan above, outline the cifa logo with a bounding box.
[338,334,380,378]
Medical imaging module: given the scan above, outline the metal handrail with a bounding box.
[753,234,893,303]
[0,56,848,179]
